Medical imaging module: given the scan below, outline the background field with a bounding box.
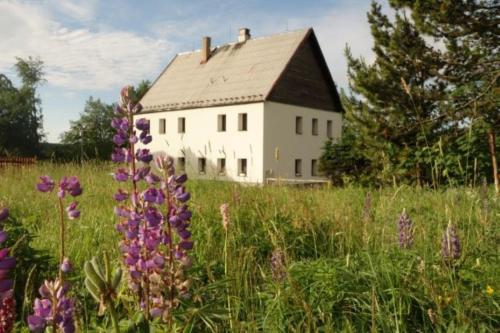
[1,162,498,332]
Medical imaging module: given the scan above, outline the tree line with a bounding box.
[0,57,149,161]
[319,0,499,191]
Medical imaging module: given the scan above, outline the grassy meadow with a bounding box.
[0,162,498,332]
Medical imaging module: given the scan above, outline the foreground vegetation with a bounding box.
[0,162,498,332]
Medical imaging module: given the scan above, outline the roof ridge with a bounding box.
[176,27,311,56]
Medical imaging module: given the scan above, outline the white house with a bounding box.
[137,27,343,183]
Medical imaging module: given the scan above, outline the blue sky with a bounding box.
[0,0,386,142]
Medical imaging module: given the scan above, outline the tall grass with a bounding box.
[0,162,498,332]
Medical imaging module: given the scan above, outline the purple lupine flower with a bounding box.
[136,149,153,163]
[133,167,151,182]
[135,118,150,131]
[60,176,83,197]
[441,222,461,261]
[129,135,139,145]
[0,208,8,222]
[112,118,129,131]
[28,279,75,333]
[112,148,127,163]
[144,172,161,184]
[397,209,414,249]
[120,85,132,105]
[114,189,129,202]
[113,132,128,146]
[113,168,129,182]
[59,177,82,197]
[36,176,55,192]
[0,207,16,333]
[66,202,80,220]
[114,105,125,116]
[60,257,72,273]
[139,130,152,145]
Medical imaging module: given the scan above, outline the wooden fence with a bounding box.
[0,156,37,167]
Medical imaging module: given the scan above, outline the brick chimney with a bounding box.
[201,36,211,63]
[238,28,250,42]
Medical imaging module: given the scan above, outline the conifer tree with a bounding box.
[345,2,447,184]
[390,0,499,191]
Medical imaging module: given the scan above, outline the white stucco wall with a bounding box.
[263,101,342,181]
[136,101,342,183]
[136,103,265,183]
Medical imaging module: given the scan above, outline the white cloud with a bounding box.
[49,0,97,22]
[0,1,173,91]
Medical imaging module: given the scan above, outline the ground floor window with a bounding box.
[238,158,247,176]
[311,159,318,176]
[217,158,226,175]
[198,158,206,174]
[177,157,185,171]
[295,159,302,177]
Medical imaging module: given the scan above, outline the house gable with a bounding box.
[266,30,343,112]
[139,28,343,114]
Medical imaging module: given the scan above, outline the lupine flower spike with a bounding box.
[397,209,414,249]
[441,221,461,262]
[28,280,75,333]
[220,203,230,231]
[112,86,194,324]
[29,176,82,332]
[0,207,16,333]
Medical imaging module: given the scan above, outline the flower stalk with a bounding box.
[29,176,82,332]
